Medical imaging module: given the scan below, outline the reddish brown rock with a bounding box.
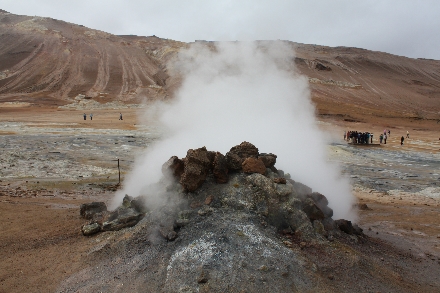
[162,156,184,179]
[212,152,228,183]
[180,147,214,192]
[226,142,259,170]
[205,195,214,205]
[242,157,266,175]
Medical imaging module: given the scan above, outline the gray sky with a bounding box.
[3,0,440,60]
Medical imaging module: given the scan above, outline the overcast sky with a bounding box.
[3,0,439,60]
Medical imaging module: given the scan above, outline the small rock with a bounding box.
[204,195,214,205]
[81,222,101,236]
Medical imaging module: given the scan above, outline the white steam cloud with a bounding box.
[112,41,356,220]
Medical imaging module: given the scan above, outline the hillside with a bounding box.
[1,9,439,121]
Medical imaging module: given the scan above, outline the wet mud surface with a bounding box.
[1,115,440,292]
[0,122,160,181]
[331,142,440,196]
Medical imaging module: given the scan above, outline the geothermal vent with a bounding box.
[74,142,363,292]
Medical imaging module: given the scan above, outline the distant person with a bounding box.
[379,134,383,144]
[406,131,409,138]
[119,113,123,120]
[83,113,86,120]
[384,134,387,144]
[370,133,373,144]
[344,131,346,141]
[90,113,93,120]
[388,130,390,137]
[401,136,404,145]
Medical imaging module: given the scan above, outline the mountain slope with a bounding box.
[0,10,439,121]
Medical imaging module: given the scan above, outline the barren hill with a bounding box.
[1,10,439,121]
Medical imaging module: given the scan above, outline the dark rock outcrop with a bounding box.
[335,219,363,235]
[102,208,144,231]
[162,156,184,179]
[212,152,228,183]
[80,202,107,219]
[315,62,332,71]
[258,153,277,168]
[226,141,259,170]
[180,147,214,192]
[308,192,333,218]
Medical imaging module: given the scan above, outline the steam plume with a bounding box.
[112,41,356,220]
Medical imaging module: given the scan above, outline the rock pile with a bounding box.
[69,142,371,292]
[81,141,359,244]
[80,195,145,236]
[158,141,356,242]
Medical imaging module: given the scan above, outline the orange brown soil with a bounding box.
[1,105,439,292]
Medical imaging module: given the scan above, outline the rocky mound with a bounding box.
[66,142,379,292]
[81,142,360,241]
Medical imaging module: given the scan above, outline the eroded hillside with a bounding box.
[1,10,439,121]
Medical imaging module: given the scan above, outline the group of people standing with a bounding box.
[344,129,410,146]
[344,131,373,144]
[83,113,93,120]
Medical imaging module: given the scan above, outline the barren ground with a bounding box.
[1,105,439,292]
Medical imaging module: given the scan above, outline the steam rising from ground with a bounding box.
[113,41,356,220]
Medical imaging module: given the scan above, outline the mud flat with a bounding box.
[1,108,440,292]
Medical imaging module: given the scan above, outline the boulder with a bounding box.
[302,198,325,221]
[242,157,266,175]
[80,202,107,219]
[102,208,144,231]
[334,219,363,235]
[246,173,276,197]
[308,192,328,206]
[212,152,228,183]
[275,182,294,197]
[291,182,312,200]
[226,142,259,170]
[307,192,333,218]
[180,147,213,192]
[321,217,338,231]
[258,153,277,168]
[162,156,184,179]
[225,152,242,170]
[81,222,101,236]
